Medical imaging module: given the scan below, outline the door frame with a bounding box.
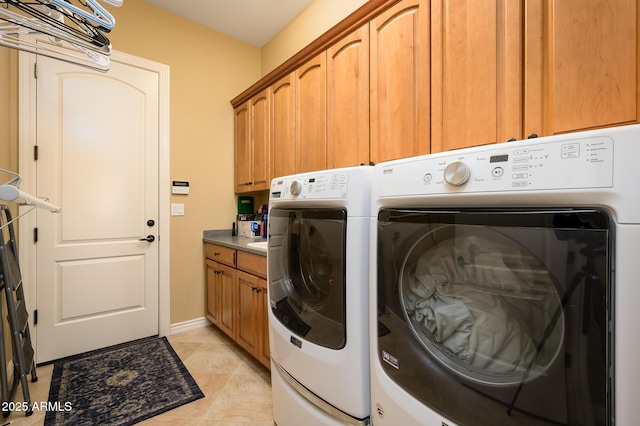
[16,49,171,346]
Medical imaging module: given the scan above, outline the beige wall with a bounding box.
[0,0,367,328]
[0,48,18,364]
[0,49,17,185]
[261,0,368,75]
[108,0,261,324]
[0,0,262,326]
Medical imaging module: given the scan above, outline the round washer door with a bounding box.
[399,225,564,386]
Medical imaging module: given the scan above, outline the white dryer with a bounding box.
[268,166,373,426]
[369,125,640,425]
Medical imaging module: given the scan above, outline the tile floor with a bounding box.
[5,325,274,426]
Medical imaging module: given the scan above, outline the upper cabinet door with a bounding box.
[327,23,370,169]
[525,0,638,137]
[234,90,270,193]
[250,89,270,191]
[295,52,327,174]
[431,0,523,152]
[271,74,296,180]
[370,0,430,164]
[234,102,251,192]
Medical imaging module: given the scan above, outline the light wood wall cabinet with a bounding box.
[527,0,638,137]
[231,0,640,183]
[370,0,430,163]
[432,0,640,152]
[271,74,296,180]
[234,103,250,191]
[431,0,522,152]
[327,23,370,168]
[204,243,270,369]
[234,89,270,193]
[295,53,328,173]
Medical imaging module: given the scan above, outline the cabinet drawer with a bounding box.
[204,243,236,267]
[237,250,267,278]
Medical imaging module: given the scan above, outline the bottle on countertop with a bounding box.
[262,211,268,238]
[252,204,267,238]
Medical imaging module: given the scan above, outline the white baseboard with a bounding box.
[169,317,209,335]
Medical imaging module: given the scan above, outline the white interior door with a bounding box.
[33,55,160,363]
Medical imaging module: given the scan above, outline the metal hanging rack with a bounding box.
[0,0,123,72]
[0,169,61,231]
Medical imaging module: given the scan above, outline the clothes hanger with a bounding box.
[0,23,110,71]
[0,0,118,72]
[0,0,111,54]
[44,0,116,31]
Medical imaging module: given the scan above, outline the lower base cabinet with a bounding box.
[205,259,236,338]
[205,243,270,369]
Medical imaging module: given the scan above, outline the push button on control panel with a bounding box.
[491,167,504,177]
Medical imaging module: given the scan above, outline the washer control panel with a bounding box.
[270,171,349,200]
[377,135,614,197]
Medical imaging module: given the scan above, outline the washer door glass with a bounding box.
[269,208,347,349]
[400,224,563,385]
[376,208,611,425]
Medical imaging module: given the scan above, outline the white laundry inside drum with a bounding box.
[400,225,564,386]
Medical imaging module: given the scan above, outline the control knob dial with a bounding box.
[444,161,470,186]
[290,180,302,196]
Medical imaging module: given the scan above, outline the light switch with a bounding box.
[171,203,185,216]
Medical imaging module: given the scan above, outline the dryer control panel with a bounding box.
[376,135,614,197]
[270,171,349,200]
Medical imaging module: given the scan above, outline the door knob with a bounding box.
[139,235,155,242]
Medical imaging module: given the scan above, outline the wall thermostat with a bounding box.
[172,180,189,194]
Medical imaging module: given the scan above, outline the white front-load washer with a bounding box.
[268,165,373,426]
[369,125,640,425]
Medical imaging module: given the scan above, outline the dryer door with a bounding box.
[269,208,347,349]
[376,208,612,425]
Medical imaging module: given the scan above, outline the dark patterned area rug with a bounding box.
[44,336,204,425]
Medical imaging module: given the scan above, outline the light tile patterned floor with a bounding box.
[5,325,274,425]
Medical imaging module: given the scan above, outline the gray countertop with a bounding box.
[203,229,267,256]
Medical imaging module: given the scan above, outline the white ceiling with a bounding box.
[143,0,315,47]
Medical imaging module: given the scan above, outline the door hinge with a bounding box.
[34,309,38,325]
[34,145,39,161]
[34,62,38,79]
[34,227,38,243]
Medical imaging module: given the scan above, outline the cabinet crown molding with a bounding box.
[230,0,402,108]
